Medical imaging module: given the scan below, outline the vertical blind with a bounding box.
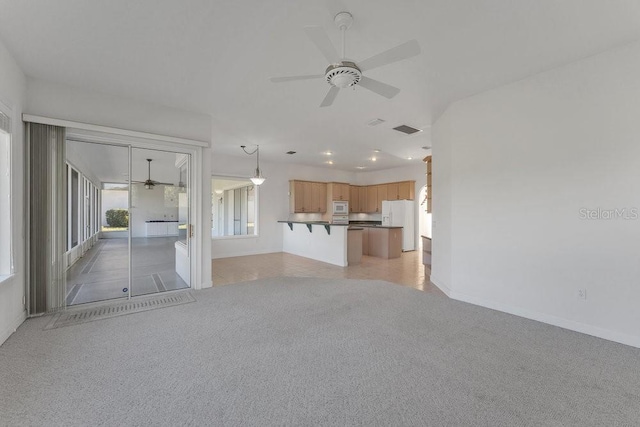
[28,123,67,314]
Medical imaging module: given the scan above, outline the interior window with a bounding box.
[212,177,258,237]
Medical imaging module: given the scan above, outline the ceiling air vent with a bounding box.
[367,118,385,126]
[393,125,422,135]
[286,151,296,155]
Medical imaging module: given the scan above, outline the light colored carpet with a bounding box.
[1,277,639,426]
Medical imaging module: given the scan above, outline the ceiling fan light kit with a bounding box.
[270,11,421,107]
[135,158,174,190]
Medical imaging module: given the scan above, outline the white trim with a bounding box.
[212,234,260,241]
[22,114,210,148]
[445,287,640,349]
[0,307,26,347]
[429,276,452,297]
[212,249,280,260]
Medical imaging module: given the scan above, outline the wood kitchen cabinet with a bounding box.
[358,186,368,212]
[311,182,327,213]
[386,182,399,200]
[376,184,387,213]
[365,185,378,213]
[424,156,432,213]
[289,180,327,213]
[349,185,359,212]
[386,181,415,200]
[361,227,401,259]
[291,179,414,214]
[397,181,414,200]
[328,182,350,201]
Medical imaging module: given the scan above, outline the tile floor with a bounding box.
[66,237,189,305]
[212,251,442,295]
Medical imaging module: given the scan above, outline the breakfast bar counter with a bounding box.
[278,221,350,267]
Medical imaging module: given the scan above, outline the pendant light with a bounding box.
[241,145,266,186]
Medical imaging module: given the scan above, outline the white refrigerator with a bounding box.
[381,200,415,251]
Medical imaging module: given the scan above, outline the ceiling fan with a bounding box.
[270,11,421,107]
[132,159,174,189]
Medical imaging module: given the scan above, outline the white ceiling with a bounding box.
[2,1,640,171]
[67,139,183,185]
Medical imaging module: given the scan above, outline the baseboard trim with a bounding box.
[429,276,452,297]
[448,290,640,349]
[0,310,27,347]
[212,249,279,260]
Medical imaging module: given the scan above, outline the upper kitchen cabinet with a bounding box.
[349,185,360,213]
[328,182,350,202]
[398,181,415,200]
[365,185,378,213]
[386,182,399,200]
[311,182,327,213]
[289,180,327,213]
[376,184,388,213]
[386,181,415,200]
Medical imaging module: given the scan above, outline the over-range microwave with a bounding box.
[332,201,349,215]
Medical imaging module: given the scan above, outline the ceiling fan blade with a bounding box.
[357,39,421,72]
[320,86,340,107]
[358,76,400,99]
[304,26,340,64]
[270,74,325,83]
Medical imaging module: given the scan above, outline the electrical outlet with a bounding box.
[578,289,587,300]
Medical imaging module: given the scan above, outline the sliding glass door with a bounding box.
[130,148,190,297]
[64,141,130,305]
[63,141,191,306]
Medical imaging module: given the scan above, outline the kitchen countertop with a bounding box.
[356,224,403,229]
[277,220,349,226]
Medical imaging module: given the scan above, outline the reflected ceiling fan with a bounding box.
[270,11,421,107]
[132,159,174,189]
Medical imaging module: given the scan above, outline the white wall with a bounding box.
[130,184,179,237]
[0,38,27,346]
[432,41,640,348]
[27,78,211,143]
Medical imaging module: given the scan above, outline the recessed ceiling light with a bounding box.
[371,157,377,162]
[373,149,381,153]
[356,166,366,169]
[407,157,413,160]
[326,160,334,165]
[324,151,333,156]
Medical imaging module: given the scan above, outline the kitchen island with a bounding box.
[279,221,350,266]
[357,225,403,259]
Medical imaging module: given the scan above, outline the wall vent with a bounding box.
[393,125,422,135]
[286,151,296,155]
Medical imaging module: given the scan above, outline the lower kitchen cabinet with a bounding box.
[361,227,401,259]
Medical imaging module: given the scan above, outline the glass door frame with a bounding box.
[64,132,200,305]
